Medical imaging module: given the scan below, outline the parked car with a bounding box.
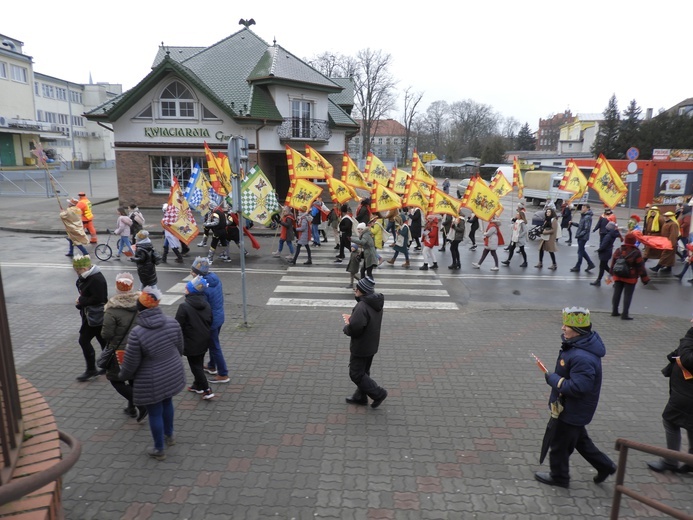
[456,178,471,198]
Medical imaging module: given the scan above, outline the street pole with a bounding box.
[228,136,249,327]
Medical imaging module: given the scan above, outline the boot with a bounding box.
[387,258,395,264]
[402,261,410,267]
[162,245,169,263]
[419,263,428,271]
[590,280,601,286]
[431,263,438,269]
[438,246,446,252]
[172,248,184,263]
[207,248,215,263]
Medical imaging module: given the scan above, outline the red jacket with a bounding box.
[423,222,439,248]
[610,245,650,284]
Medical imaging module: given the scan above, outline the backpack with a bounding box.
[612,250,636,277]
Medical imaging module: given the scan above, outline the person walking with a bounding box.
[75,191,98,244]
[674,243,693,282]
[448,213,466,270]
[130,230,162,289]
[467,214,479,251]
[570,204,596,273]
[472,216,503,271]
[342,277,388,409]
[118,286,187,461]
[63,198,89,257]
[647,319,693,474]
[289,207,313,265]
[273,207,296,258]
[356,197,371,225]
[345,242,362,289]
[310,196,326,246]
[419,216,440,270]
[161,204,185,264]
[204,204,232,264]
[113,207,134,260]
[387,214,411,267]
[643,205,665,264]
[101,272,146,421]
[327,204,341,249]
[352,222,378,279]
[190,257,230,384]
[502,207,528,267]
[561,203,573,245]
[535,307,617,488]
[590,221,620,286]
[335,204,354,262]
[73,254,108,382]
[593,207,615,245]
[128,203,145,244]
[536,208,558,270]
[410,207,423,250]
[439,213,452,252]
[175,276,214,400]
[650,211,680,275]
[609,232,650,320]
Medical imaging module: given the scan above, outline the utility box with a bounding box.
[24,157,36,166]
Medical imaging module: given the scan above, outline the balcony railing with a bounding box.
[277,118,331,142]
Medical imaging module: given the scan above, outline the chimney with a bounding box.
[645,108,653,120]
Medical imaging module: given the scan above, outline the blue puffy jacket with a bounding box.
[202,272,225,330]
[546,331,606,426]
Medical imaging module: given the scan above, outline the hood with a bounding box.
[81,265,102,278]
[185,292,208,310]
[583,209,594,218]
[359,292,385,312]
[203,272,220,288]
[562,330,606,358]
[120,215,133,226]
[134,306,167,329]
[137,238,152,246]
[105,292,139,310]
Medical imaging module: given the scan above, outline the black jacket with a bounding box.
[175,293,212,357]
[75,266,108,317]
[663,327,693,430]
[343,292,385,357]
[130,241,160,287]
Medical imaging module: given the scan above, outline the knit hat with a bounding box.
[350,243,359,251]
[629,214,640,223]
[356,222,367,232]
[186,275,208,294]
[356,276,375,295]
[138,286,162,308]
[115,272,135,293]
[135,229,149,241]
[72,254,92,270]
[562,307,591,334]
[624,233,636,246]
[191,256,210,275]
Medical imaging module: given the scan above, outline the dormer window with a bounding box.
[160,81,195,119]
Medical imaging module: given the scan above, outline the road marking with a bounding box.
[274,285,450,296]
[280,275,442,285]
[267,298,459,310]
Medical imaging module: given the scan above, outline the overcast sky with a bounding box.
[4,0,690,129]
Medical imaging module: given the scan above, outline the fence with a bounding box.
[0,169,66,197]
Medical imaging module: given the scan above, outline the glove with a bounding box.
[544,371,552,383]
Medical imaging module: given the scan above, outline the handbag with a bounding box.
[395,233,405,247]
[446,226,456,241]
[85,304,105,327]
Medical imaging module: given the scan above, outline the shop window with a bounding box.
[150,155,204,193]
[160,81,196,119]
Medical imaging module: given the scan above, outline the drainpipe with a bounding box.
[254,120,267,167]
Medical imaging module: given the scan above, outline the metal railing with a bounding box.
[277,118,332,142]
[0,169,66,197]
[611,438,693,519]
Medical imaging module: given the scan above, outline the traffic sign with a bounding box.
[627,161,638,173]
[626,147,639,161]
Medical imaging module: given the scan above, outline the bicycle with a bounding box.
[94,229,122,261]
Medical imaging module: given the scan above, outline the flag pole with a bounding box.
[229,136,249,327]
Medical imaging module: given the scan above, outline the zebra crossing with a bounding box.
[266,246,460,310]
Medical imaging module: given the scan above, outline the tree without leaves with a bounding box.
[448,99,501,161]
[516,123,536,151]
[401,87,424,164]
[591,94,620,158]
[420,101,450,158]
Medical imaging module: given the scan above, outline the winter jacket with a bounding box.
[423,221,440,248]
[296,214,312,245]
[510,219,527,247]
[339,214,353,239]
[352,229,378,268]
[202,272,225,330]
[393,224,409,254]
[356,202,371,224]
[540,218,558,252]
[130,240,160,287]
[101,292,139,380]
[410,209,423,239]
[343,292,385,357]
[597,228,621,263]
[114,215,132,237]
[118,307,186,407]
[483,223,500,250]
[279,214,296,241]
[451,218,466,242]
[467,215,479,234]
[546,330,606,426]
[610,245,649,284]
[560,207,572,229]
[75,266,108,311]
[592,215,612,238]
[175,292,212,357]
[573,210,593,241]
[663,327,693,430]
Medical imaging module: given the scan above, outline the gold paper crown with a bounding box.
[562,307,590,328]
[72,254,92,269]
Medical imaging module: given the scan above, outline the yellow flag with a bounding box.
[411,151,436,186]
[284,178,323,211]
[326,175,358,205]
[512,157,524,199]
[161,177,199,245]
[286,145,325,180]
[364,152,392,186]
[588,154,627,209]
[559,160,588,203]
[370,182,402,214]
[305,145,334,178]
[204,142,231,196]
[390,167,410,195]
[461,176,502,220]
[341,152,370,190]
[427,187,462,218]
[489,170,513,198]
[402,175,429,213]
